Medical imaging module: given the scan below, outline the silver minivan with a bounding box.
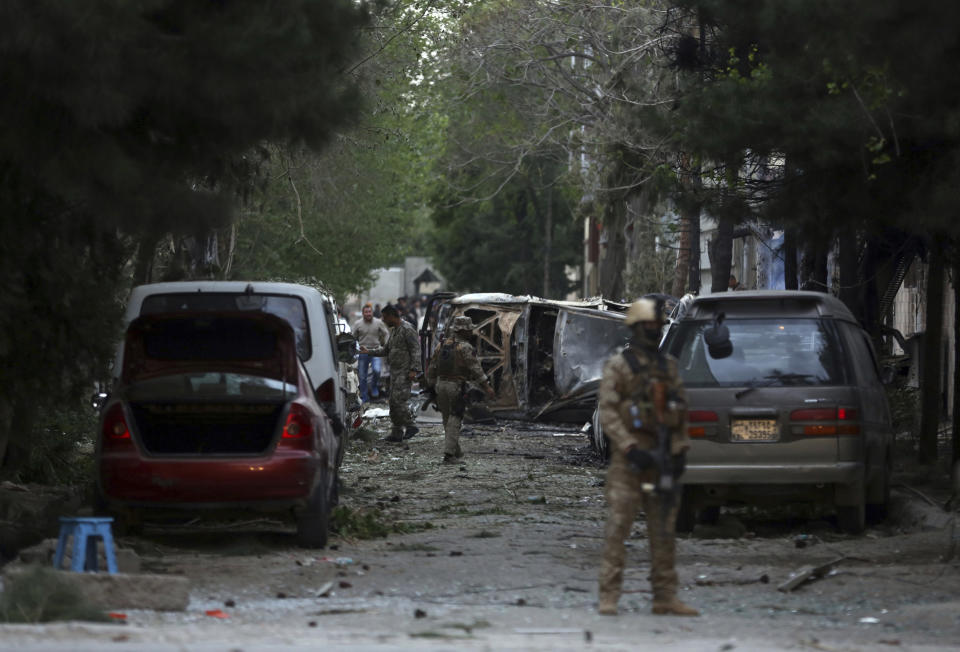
[661,291,892,533]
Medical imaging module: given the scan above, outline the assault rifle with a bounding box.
[627,380,683,525]
[418,375,437,412]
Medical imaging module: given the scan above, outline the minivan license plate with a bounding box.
[731,419,778,442]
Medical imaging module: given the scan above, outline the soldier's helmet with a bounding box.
[452,315,475,332]
[623,297,663,326]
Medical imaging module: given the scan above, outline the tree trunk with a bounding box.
[688,207,701,294]
[838,226,862,322]
[543,186,552,298]
[953,253,960,468]
[133,232,161,284]
[710,216,734,293]
[799,240,828,292]
[223,222,237,279]
[599,200,626,300]
[783,228,798,290]
[919,242,944,464]
[671,210,691,298]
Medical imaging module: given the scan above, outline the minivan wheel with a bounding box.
[699,505,721,526]
[675,488,697,533]
[836,501,865,534]
[296,475,330,549]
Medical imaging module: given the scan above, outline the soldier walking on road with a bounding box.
[425,316,495,464]
[361,304,422,443]
[597,298,698,617]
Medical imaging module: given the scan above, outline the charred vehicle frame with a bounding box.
[420,292,628,422]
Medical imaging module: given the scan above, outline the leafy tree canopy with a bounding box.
[669,0,960,237]
[0,0,371,474]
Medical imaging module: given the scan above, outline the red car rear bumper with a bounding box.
[99,450,319,507]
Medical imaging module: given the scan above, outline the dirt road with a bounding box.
[2,410,959,650]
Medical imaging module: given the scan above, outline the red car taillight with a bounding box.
[282,403,314,441]
[687,410,718,437]
[790,407,860,435]
[101,404,133,450]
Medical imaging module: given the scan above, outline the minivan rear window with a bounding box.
[664,318,849,387]
[141,293,310,360]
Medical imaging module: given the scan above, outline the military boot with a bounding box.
[597,595,618,616]
[651,598,699,616]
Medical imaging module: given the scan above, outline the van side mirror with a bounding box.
[336,333,357,363]
[704,312,733,359]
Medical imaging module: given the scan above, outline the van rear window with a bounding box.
[141,293,310,359]
[664,318,849,387]
[142,318,278,361]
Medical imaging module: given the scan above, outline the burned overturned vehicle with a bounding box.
[420,293,628,422]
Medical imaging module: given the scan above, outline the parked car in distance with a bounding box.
[97,311,338,547]
[661,291,893,533]
[420,292,629,422]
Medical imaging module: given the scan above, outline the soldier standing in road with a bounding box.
[361,304,422,442]
[596,298,698,617]
[425,316,495,464]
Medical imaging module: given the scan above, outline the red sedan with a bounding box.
[97,311,339,547]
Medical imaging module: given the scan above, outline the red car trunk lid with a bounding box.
[121,311,299,385]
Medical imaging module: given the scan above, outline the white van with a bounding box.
[114,282,358,446]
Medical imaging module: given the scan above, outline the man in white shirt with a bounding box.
[352,303,389,403]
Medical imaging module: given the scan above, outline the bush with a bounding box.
[15,402,97,487]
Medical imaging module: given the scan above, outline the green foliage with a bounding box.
[329,505,434,539]
[0,566,109,623]
[429,158,581,297]
[0,1,370,474]
[671,0,960,238]
[624,215,678,297]
[15,402,97,487]
[222,0,457,301]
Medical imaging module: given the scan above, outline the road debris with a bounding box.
[317,581,334,598]
[777,556,846,592]
[695,573,769,586]
[514,628,585,635]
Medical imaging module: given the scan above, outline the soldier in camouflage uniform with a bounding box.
[425,316,495,464]
[596,298,698,617]
[362,304,422,442]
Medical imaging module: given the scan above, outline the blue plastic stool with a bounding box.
[52,517,118,573]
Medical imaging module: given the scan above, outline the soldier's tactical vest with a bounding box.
[435,340,461,379]
[616,347,682,447]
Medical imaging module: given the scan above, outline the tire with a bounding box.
[699,505,721,526]
[111,508,144,537]
[836,501,865,534]
[296,474,330,548]
[865,452,891,524]
[589,408,610,461]
[330,470,341,508]
[675,487,697,533]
